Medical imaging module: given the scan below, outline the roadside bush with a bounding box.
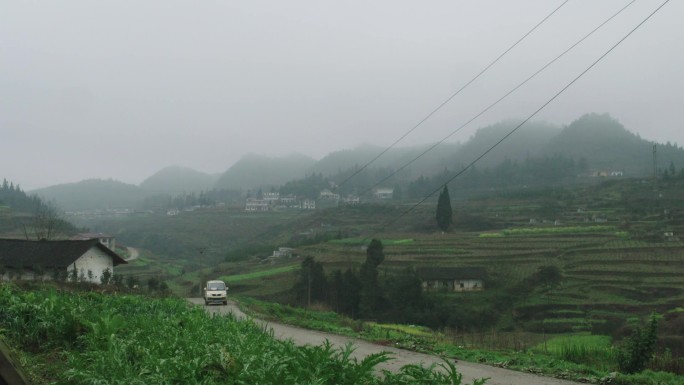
[617,313,659,374]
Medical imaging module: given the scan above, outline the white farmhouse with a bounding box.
[0,239,127,284]
[416,266,487,292]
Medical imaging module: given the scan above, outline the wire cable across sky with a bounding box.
[365,0,671,241]
[335,0,571,190]
[357,0,638,198]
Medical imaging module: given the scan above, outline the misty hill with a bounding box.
[140,166,219,194]
[26,113,684,212]
[447,120,561,168]
[542,113,684,175]
[213,153,317,190]
[31,179,145,211]
[310,143,461,180]
[437,113,684,178]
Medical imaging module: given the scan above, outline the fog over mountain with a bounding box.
[2,1,683,189]
[28,113,684,212]
[139,166,219,194]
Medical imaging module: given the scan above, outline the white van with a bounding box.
[203,280,228,305]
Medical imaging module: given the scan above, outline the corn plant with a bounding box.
[0,284,488,385]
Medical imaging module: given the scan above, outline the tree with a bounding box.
[100,268,113,285]
[330,268,361,317]
[436,185,453,232]
[148,276,160,291]
[618,313,660,374]
[293,256,328,306]
[386,267,426,323]
[23,202,65,240]
[359,239,385,317]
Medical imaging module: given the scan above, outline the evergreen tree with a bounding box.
[386,267,427,324]
[293,256,328,306]
[359,239,385,317]
[436,185,453,232]
[330,268,361,317]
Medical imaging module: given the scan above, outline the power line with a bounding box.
[237,2,573,248]
[335,0,571,190]
[365,0,671,241]
[358,0,637,197]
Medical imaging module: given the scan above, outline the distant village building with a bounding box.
[302,199,316,210]
[416,266,487,292]
[373,188,394,200]
[0,239,127,284]
[276,194,303,209]
[245,198,269,212]
[319,189,340,200]
[279,195,297,205]
[592,170,624,178]
[343,195,360,205]
[272,247,294,258]
[166,209,180,216]
[592,215,608,223]
[263,192,280,203]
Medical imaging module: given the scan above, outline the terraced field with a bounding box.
[285,226,684,332]
[99,178,684,333]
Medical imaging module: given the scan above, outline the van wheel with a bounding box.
[204,300,208,306]
[223,300,228,305]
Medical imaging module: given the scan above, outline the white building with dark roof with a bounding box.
[0,239,127,283]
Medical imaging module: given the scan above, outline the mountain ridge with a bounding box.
[28,113,684,211]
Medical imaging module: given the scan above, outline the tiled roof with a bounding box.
[72,232,113,240]
[0,239,127,268]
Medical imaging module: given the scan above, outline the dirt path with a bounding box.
[188,299,584,385]
[126,247,139,261]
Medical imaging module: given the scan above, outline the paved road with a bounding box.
[188,299,584,385]
[126,247,139,261]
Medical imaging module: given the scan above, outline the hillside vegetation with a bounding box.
[98,177,684,337]
[0,283,485,385]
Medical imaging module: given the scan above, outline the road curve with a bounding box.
[188,298,584,385]
[126,247,139,261]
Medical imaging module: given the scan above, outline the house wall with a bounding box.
[68,247,114,283]
[453,279,483,292]
[1,269,47,281]
[1,268,66,282]
[421,279,484,292]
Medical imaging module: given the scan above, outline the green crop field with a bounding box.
[0,284,488,385]
[81,178,684,347]
[221,264,299,283]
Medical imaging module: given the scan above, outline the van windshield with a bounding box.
[207,282,225,290]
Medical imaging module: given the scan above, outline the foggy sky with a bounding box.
[2,0,682,190]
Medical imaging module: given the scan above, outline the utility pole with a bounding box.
[653,143,658,179]
[307,261,312,307]
[197,247,206,297]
